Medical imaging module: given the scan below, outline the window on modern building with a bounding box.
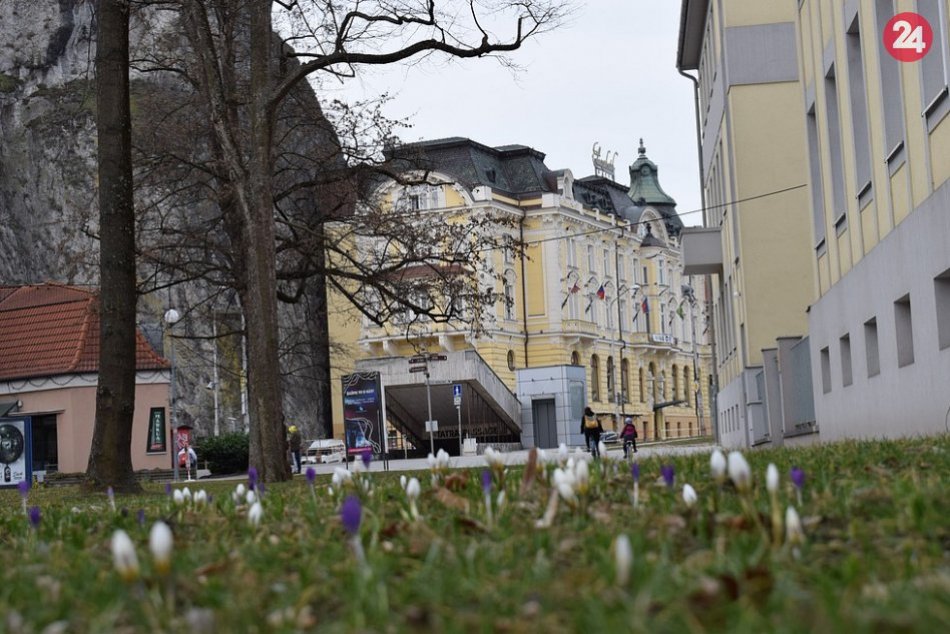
[918,0,950,124]
[507,350,516,371]
[840,333,853,387]
[820,346,832,394]
[590,355,601,401]
[874,0,906,160]
[639,367,646,403]
[621,359,630,403]
[606,356,615,399]
[934,268,950,349]
[846,13,872,195]
[894,294,915,367]
[864,317,880,377]
[825,64,847,220]
[806,102,827,245]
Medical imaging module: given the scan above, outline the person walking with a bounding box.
[580,407,604,458]
[288,425,302,474]
[620,416,639,458]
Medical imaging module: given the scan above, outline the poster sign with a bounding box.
[147,408,167,453]
[0,416,32,488]
[341,372,384,458]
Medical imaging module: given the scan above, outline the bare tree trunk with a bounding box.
[87,0,139,492]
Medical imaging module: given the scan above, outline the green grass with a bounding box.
[2,436,949,633]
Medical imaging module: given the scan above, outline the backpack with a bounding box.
[584,415,599,430]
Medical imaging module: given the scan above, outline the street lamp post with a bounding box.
[425,367,435,455]
[164,308,181,482]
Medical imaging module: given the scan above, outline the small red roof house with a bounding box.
[0,283,173,477]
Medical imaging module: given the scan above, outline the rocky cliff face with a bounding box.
[0,0,335,439]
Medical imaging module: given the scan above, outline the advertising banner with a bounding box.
[0,416,32,488]
[341,372,384,458]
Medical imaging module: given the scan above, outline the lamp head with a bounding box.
[164,309,181,325]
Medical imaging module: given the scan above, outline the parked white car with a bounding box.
[302,439,346,464]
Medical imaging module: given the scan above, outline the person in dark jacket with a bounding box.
[620,416,639,458]
[580,407,604,458]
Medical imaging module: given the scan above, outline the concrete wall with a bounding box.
[809,181,950,440]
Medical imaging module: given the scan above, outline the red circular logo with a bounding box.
[883,12,933,62]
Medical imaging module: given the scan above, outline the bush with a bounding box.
[195,432,249,476]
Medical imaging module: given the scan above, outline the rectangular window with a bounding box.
[865,317,880,377]
[825,64,847,219]
[806,103,827,244]
[846,15,872,197]
[820,346,832,393]
[587,245,596,275]
[840,333,853,387]
[935,268,950,350]
[147,408,167,453]
[875,0,905,159]
[894,294,915,367]
[567,238,577,267]
[918,0,949,117]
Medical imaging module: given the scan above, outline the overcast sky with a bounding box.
[322,0,702,225]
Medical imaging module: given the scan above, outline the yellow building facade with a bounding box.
[678,0,818,448]
[797,0,950,440]
[328,138,712,452]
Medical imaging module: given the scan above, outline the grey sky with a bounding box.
[323,1,702,226]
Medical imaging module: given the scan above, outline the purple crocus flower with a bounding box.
[248,467,258,491]
[631,462,640,482]
[340,496,362,536]
[481,469,492,494]
[136,509,146,526]
[361,452,372,468]
[305,467,316,486]
[661,464,675,488]
[28,506,41,529]
[17,480,30,499]
[790,467,806,490]
[165,483,173,496]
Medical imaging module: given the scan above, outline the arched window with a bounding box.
[677,421,682,437]
[507,350,516,371]
[648,362,657,403]
[672,364,679,400]
[590,355,601,402]
[621,359,629,403]
[503,270,516,321]
[606,356,615,399]
[661,370,667,400]
[639,367,646,403]
[571,350,580,366]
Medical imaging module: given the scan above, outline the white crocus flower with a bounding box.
[766,464,780,494]
[182,487,192,501]
[786,506,805,545]
[149,522,173,575]
[246,490,257,506]
[727,451,752,492]
[111,530,140,582]
[614,534,633,586]
[574,459,590,495]
[400,475,407,491]
[496,490,507,511]
[406,477,421,520]
[710,449,727,484]
[557,443,569,465]
[598,440,608,459]
[173,489,185,506]
[682,484,698,508]
[553,468,577,504]
[248,501,263,527]
[235,483,247,497]
[194,490,208,507]
[331,467,351,488]
[427,453,437,469]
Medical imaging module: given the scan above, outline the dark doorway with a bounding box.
[532,398,557,449]
[31,414,58,472]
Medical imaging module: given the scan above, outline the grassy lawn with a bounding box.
[1,435,948,633]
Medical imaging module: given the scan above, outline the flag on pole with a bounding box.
[596,285,606,300]
[641,297,650,314]
[676,301,685,319]
[632,306,640,324]
[561,282,581,309]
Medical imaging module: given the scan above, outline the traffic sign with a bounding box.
[409,366,427,373]
[453,396,462,406]
[453,383,462,397]
[425,420,439,432]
